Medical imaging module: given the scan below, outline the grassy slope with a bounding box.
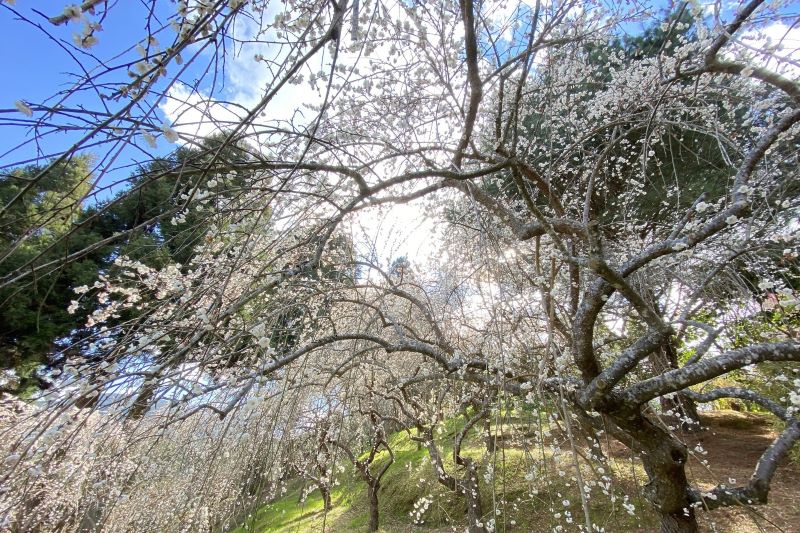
[231,410,661,532]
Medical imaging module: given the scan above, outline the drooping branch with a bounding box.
[683,387,791,421]
[452,181,586,241]
[688,420,800,510]
[620,342,800,406]
[703,61,800,103]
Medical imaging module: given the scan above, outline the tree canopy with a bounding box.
[0,1,798,532]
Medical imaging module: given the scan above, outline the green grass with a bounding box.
[230,412,660,532]
[230,484,359,533]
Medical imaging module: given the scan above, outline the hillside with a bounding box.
[231,411,800,533]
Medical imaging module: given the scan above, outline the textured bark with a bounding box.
[612,413,698,533]
[459,457,486,533]
[659,512,699,533]
[367,484,380,533]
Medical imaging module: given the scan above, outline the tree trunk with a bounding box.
[127,380,156,420]
[321,485,331,511]
[613,413,698,533]
[574,408,606,462]
[460,458,486,533]
[483,417,495,453]
[650,343,700,431]
[658,512,699,533]
[642,289,700,431]
[643,456,698,533]
[367,483,380,533]
[664,392,701,432]
[425,428,486,533]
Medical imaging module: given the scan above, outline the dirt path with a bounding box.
[685,411,800,532]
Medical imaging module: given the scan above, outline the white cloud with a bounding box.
[738,22,800,79]
[159,6,323,143]
[222,13,322,121]
[158,1,578,267]
[159,83,248,140]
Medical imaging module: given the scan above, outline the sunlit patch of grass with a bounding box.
[231,483,360,533]
[231,413,664,532]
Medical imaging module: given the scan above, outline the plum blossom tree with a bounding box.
[1,0,799,532]
[392,381,495,533]
[323,387,396,533]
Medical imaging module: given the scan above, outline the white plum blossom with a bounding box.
[161,124,180,143]
[62,4,82,22]
[0,2,798,532]
[758,280,775,291]
[142,132,157,149]
[14,100,32,117]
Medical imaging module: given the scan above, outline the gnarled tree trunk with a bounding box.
[613,412,698,532]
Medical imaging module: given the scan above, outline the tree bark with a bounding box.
[460,458,486,533]
[321,485,331,511]
[658,512,699,533]
[424,431,487,533]
[642,289,700,431]
[483,417,495,453]
[127,379,156,420]
[645,456,698,533]
[649,342,700,432]
[613,413,698,533]
[367,483,380,533]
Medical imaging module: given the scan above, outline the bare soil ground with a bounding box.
[600,410,800,532]
[686,411,799,532]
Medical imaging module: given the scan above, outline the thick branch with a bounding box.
[683,387,790,420]
[620,342,800,406]
[453,0,484,168]
[704,0,765,63]
[580,328,669,408]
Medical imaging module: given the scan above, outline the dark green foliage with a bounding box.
[492,9,734,235]
[96,134,253,265]
[0,135,256,395]
[0,156,105,395]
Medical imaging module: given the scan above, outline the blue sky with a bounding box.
[0,1,670,169]
[0,2,184,197]
[1,0,796,203]
[0,1,298,201]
